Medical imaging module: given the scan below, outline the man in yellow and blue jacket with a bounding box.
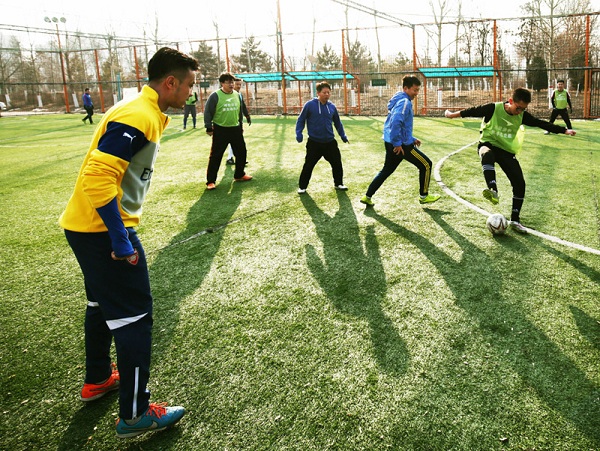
[60,47,198,439]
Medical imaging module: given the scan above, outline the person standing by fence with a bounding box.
[183,88,198,129]
[82,88,94,124]
[545,79,573,134]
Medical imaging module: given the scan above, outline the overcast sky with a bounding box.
[1,0,598,58]
[3,0,599,38]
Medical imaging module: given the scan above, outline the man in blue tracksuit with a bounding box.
[82,87,94,124]
[361,75,440,207]
[296,81,349,194]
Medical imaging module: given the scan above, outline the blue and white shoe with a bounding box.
[116,403,185,438]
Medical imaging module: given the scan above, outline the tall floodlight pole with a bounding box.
[45,16,70,113]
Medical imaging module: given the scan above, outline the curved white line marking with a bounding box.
[434,142,600,256]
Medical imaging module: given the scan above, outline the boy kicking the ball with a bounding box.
[445,87,575,234]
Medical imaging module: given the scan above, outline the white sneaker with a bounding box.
[335,185,348,191]
[297,188,306,194]
[509,221,528,234]
[544,130,550,135]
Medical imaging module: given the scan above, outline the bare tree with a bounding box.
[454,1,463,65]
[429,0,451,66]
[213,21,222,75]
[520,0,562,70]
[475,21,492,65]
[460,21,475,66]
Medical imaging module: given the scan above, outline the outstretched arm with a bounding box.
[444,109,462,119]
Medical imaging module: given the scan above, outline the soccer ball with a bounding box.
[486,213,508,235]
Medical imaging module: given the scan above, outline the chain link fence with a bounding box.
[1,13,598,118]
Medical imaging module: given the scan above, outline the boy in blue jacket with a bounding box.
[360,76,440,206]
[296,81,349,194]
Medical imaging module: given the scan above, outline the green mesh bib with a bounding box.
[481,102,525,154]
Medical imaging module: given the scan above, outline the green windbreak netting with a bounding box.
[234,70,355,83]
[418,67,498,78]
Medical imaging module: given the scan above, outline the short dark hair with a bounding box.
[557,79,565,84]
[316,81,331,92]
[219,72,235,83]
[84,88,90,92]
[148,47,198,82]
[402,76,421,88]
[512,87,532,104]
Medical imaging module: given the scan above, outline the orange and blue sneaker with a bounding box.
[115,402,186,438]
[80,363,120,402]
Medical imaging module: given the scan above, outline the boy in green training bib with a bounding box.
[445,88,576,234]
[546,79,573,132]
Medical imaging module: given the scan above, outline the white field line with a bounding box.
[434,142,600,256]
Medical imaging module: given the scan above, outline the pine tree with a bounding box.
[316,44,341,70]
[191,41,221,80]
[231,36,273,73]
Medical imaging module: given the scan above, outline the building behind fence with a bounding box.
[1,12,599,119]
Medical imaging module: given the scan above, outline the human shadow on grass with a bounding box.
[570,306,600,352]
[300,191,408,377]
[144,166,299,397]
[57,395,115,450]
[367,207,600,444]
[149,164,243,347]
[531,239,600,353]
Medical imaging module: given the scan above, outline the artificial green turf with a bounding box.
[0,113,598,450]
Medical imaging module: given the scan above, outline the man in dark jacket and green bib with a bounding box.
[203,72,253,190]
